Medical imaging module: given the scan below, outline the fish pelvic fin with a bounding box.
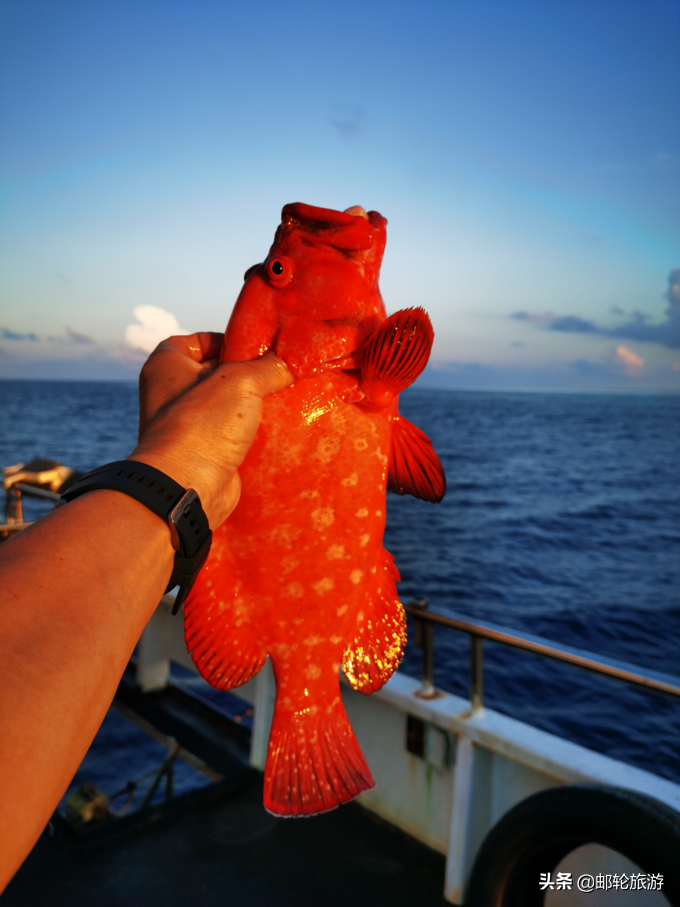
[388,414,446,503]
[264,696,374,817]
[359,307,434,409]
[184,592,266,691]
[342,549,407,694]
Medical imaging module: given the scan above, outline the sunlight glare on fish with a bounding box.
[303,397,334,424]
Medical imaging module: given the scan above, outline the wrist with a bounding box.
[127,446,236,529]
[57,460,213,614]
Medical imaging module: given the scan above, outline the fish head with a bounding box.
[221,203,388,377]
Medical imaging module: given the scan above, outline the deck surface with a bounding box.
[5,776,448,907]
[3,670,448,907]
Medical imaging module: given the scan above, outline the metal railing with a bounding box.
[2,484,62,539]
[405,599,680,710]
[3,482,61,526]
[12,483,62,503]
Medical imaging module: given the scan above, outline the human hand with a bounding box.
[129,332,293,528]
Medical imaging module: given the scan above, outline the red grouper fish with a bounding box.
[184,203,446,816]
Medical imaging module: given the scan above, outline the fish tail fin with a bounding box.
[388,414,446,503]
[342,549,407,693]
[360,307,434,408]
[264,696,374,817]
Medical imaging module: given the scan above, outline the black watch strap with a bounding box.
[56,460,212,615]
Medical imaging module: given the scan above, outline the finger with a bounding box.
[214,353,294,398]
[159,332,224,364]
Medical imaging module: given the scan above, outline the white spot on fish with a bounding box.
[330,635,343,645]
[354,438,368,450]
[284,582,304,598]
[267,524,302,548]
[313,577,335,595]
[314,435,341,465]
[375,510,382,517]
[341,472,359,487]
[305,664,322,680]
[330,409,347,433]
[304,635,324,646]
[312,507,335,530]
[374,446,388,466]
[356,508,369,518]
[359,534,370,548]
[326,544,346,560]
[350,570,364,585]
[281,556,299,575]
[337,605,348,616]
[300,489,320,499]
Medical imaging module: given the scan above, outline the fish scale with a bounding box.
[185,203,445,816]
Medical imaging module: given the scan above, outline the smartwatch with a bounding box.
[56,460,212,615]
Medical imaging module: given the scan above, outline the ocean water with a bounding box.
[1,381,679,786]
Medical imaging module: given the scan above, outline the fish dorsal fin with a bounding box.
[388,415,446,503]
[360,307,434,408]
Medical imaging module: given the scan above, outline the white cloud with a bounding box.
[125,306,189,354]
[615,345,644,376]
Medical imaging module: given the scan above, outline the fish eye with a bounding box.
[265,256,294,287]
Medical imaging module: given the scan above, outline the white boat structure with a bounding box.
[139,591,680,906]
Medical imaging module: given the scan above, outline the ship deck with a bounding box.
[3,669,448,907]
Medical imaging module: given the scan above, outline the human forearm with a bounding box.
[0,336,292,890]
[0,490,173,888]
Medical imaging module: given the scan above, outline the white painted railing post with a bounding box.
[445,734,475,904]
[445,732,494,904]
[249,658,276,770]
[136,604,172,692]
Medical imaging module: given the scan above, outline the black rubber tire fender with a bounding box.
[464,783,680,907]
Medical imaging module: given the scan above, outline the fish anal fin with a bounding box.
[388,415,446,503]
[264,696,374,816]
[342,550,407,694]
[184,592,266,691]
[359,307,434,408]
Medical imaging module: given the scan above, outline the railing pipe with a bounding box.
[470,635,484,712]
[405,601,680,700]
[14,483,62,502]
[411,599,437,699]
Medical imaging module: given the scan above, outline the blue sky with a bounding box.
[1,0,679,388]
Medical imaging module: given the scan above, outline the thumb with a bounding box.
[213,353,294,398]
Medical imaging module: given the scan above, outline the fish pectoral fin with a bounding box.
[388,414,446,503]
[342,550,407,694]
[359,307,434,408]
[264,697,374,817]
